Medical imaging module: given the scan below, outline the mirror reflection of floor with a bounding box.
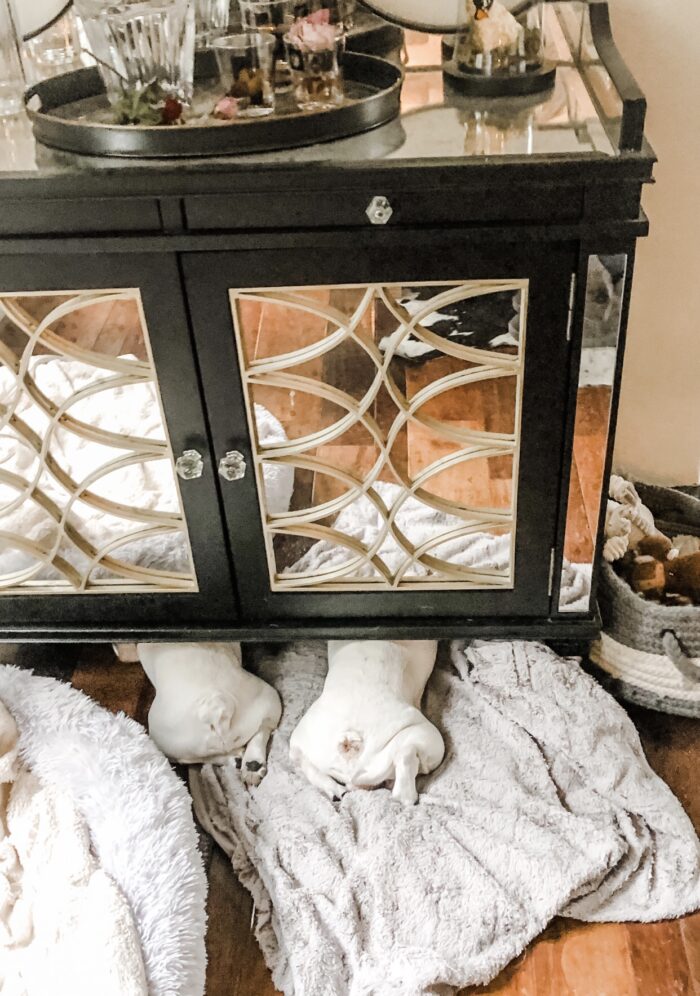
[1,295,148,361]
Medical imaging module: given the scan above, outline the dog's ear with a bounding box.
[197,692,238,737]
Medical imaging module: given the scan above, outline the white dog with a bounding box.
[137,642,281,784]
[290,640,444,805]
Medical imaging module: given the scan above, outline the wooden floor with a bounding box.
[2,643,696,996]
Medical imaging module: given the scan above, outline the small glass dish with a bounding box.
[213,31,276,116]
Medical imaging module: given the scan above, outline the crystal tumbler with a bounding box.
[75,0,195,105]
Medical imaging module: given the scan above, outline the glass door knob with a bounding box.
[175,449,204,480]
[218,450,247,482]
[366,196,393,225]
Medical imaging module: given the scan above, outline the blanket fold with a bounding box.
[191,640,700,996]
[0,697,148,996]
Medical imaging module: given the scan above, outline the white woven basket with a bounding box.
[593,484,700,718]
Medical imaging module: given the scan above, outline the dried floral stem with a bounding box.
[82,47,129,85]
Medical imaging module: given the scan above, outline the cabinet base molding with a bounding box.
[0,611,600,649]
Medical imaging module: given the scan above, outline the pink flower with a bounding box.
[288,9,338,52]
[213,96,239,120]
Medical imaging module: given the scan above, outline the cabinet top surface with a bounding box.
[0,2,650,188]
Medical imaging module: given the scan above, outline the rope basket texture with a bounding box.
[590,484,700,717]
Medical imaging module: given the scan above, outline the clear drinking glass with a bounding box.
[238,0,294,88]
[284,22,343,111]
[213,31,275,116]
[0,0,24,117]
[23,10,83,81]
[74,0,195,105]
[194,0,230,46]
[238,0,294,35]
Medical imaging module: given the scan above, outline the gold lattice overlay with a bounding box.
[231,280,526,591]
[0,289,197,595]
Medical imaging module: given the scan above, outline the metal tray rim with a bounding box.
[25,52,404,159]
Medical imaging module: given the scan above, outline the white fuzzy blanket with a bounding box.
[0,667,208,996]
[191,640,700,996]
[0,698,147,996]
[288,482,590,609]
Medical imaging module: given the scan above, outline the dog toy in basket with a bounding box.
[592,476,700,717]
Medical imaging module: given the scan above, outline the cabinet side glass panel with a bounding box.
[0,289,198,594]
[230,279,527,592]
[559,254,627,612]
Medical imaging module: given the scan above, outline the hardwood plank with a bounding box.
[71,655,153,726]
[571,385,611,543]
[557,921,636,996]
[205,845,280,996]
[626,920,691,995]
[311,443,380,505]
[92,299,147,359]
[564,458,594,563]
[680,912,700,996]
[461,919,639,996]
[237,298,263,364]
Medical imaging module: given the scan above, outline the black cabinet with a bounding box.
[0,4,654,643]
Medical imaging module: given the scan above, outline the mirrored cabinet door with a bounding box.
[557,252,628,614]
[0,254,235,629]
[231,279,524,592]
[185,243,573,622]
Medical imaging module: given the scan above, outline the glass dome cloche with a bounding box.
[360,0,554,97]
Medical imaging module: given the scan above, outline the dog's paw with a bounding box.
[319,775,347,802]
[242,759,266,787]
[331,783,348,803]
[392,782,418,806]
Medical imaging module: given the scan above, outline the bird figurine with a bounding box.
[473,0,494,20]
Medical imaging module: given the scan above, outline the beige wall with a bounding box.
[609,0,700,485]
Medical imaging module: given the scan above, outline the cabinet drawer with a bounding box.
[0,197,162,236]
[184,183,582,231]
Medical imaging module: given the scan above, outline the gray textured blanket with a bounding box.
[190,641,700,996]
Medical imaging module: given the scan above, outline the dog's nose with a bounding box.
[246,760,263,772]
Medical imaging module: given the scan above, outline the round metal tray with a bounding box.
[25,51,403,159]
